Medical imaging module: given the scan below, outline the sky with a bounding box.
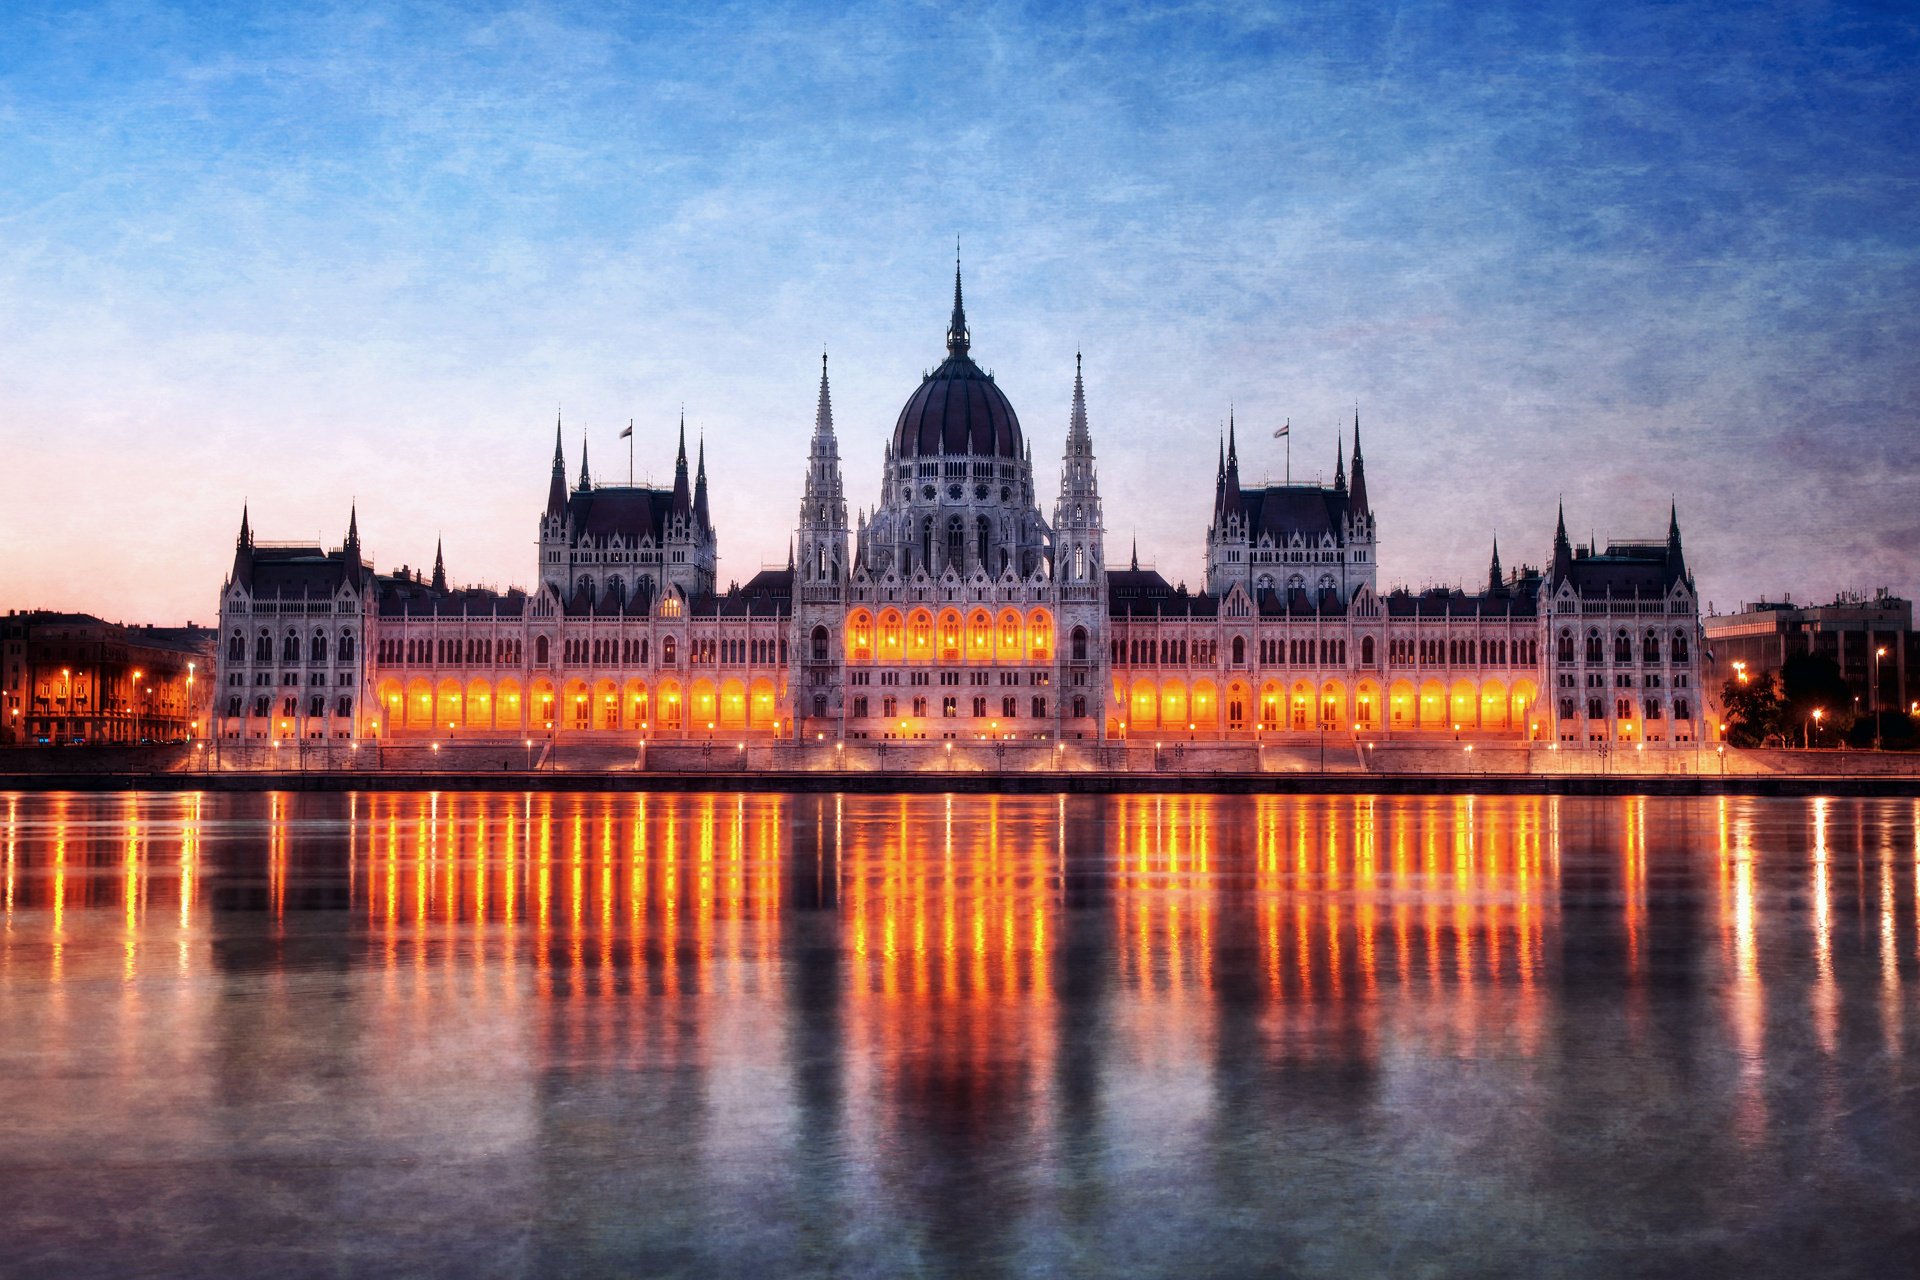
[2,0,1916,623]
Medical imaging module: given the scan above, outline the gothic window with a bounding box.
[662,636,677,665]
[1558,628,1575,663]
[535,635,550,665]
[1587,697,1604,720]
[340,631,355,660]
[227,630,244,660]
[1231,635,1246,666]
[1586,629,1603,664]
[977,516,991,569]
[311,631,327,662]
[1071,626,1088,662]
[1644,698,1663,720]
[1361,635,1375,666]
[944,518,964,571]
[1615,629,1632,664]
[283,630,300,662]
[811,625,830,662]
[1672,630,1690,662]
[1287,573,1305,590]
[1559,697,1574,719]
[1675,698,1691,720]
[1644,629,1661,663]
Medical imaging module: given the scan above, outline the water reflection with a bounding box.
[3,791,1920,1277]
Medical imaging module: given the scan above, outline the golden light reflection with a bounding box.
[10,789,1920,1165]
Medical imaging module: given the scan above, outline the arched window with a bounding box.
[811,625,830,662]
[283,630,300,662]
[1672,629,1690,662]
[1558,628,1574,664]
[1585,628,1603,664]
[1071,626,1088,662]
[1615,629,1633,663]
[1231,635,1246,666]
[662,635,677,665]
[1644,629,1660,662]
[311,631,327,662]
[339,630,355,661]
[1361,635,1375,666]
[228,630,244,660]
[535,635,550,665]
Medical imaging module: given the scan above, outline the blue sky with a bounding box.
[2,0,1915,619]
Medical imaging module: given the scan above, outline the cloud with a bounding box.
[0,0,1914,618]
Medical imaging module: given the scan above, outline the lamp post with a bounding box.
[1873,646,1887,750]
[1808,707,1824,750]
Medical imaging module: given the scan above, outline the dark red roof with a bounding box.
[891,354,1024,459]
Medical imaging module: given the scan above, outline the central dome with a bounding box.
[890,266,1025,460]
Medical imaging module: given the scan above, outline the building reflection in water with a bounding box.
[3,790,1920,1273]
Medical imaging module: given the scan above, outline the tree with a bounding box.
[1721,671,1785,748]
[1781,652,1855,745]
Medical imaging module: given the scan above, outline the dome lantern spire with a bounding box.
[946,244,969,358]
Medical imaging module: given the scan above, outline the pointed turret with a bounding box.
[1130,536,1139,572]
[945,251,969,358]
[693,433,711,533]
[431,538,447,593]
[670,411,692,518]
[1666,499,1688,585]
[341,503,362,586]
[576,429,592,492]
[1348,412,1370,517]
[230,502,255,588]
[1218,411,1242,523]
[1488,536,1503,594]
[546,411,569,517]
[1334,432,1346,492]
[1552,500,1573,582]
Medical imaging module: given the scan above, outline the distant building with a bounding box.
[1705,592,1916,720]
[1,611,215,745]
[211,260,1708,749]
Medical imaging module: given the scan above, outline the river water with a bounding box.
[2,791,1917,1278]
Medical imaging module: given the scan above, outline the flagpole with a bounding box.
[628,419,634,487]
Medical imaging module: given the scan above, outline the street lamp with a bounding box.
[1808,707,1824,750]
[1873,646,1888,750]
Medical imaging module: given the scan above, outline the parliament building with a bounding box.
[212,265,1707,752]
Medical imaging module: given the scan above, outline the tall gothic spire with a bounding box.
[231,502,254,588]
[693,432,711,533]
[1348,411,1369,516]
[814,350,834,442]
[671,410,692,517]
[546,410,569,517]
[1334,431,1346,491]
[1552,499,1573,581]
[1130,536,1139,572]
[1488,535,1503,593]
[1667,499,1687,584]
[341,503,362,586]
[577,428,592,491]
[431,537,447,592]
[945,248,970,358]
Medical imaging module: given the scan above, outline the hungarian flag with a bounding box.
[1273,421,1289,438]
[619,421,633,439]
